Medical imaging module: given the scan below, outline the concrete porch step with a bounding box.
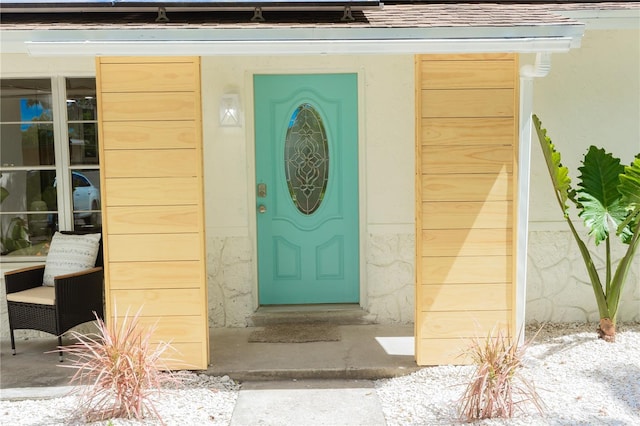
[209,324,418,382]
[249,304,375,327]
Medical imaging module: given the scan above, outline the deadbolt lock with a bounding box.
[257,183,267,198]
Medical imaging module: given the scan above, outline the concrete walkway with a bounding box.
[230,380,386,426]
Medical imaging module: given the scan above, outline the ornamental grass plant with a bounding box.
[458,327,543,422]
[57,308,177,423]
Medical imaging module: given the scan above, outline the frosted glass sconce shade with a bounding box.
[220,93,241,127]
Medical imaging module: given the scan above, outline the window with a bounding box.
[284,103,329,215]
[0,77,100,259]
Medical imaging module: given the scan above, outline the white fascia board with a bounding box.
[2,23,585,55]
[23,37,579,56]
[7,24,585,43]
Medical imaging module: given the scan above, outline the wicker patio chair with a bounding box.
[4,231,104,361]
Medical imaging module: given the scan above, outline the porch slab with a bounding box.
[0,324,418,390]
[208,324,419,381]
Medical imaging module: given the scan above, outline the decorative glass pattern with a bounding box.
[284,103,329,215]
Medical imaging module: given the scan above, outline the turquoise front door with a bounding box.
[254,74,359,305]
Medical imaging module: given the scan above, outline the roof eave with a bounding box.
[1,25,585,56]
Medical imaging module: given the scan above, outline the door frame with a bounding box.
[245,67,368,310]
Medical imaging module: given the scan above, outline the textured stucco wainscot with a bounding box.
[526,230,640,323]
[365,232,415,324]
[207,236,254,328]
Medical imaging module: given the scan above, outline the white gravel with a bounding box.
[0,373,240,426]
[1,324,639,425]
[376,323,640,425]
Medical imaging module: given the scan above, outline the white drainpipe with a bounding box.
[517,52,552,341]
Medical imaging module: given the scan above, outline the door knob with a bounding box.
[258,204,267,214]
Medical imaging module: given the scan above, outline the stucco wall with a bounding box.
[526,28,640,324]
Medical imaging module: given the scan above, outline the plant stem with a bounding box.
[566,217,609,319]
[608,222,640,322]
[605,236,611,297]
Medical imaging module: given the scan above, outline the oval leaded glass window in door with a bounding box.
[284,103,329,215]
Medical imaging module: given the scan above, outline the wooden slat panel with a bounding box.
[423,229,512,257]
[422,89,514,118]
[422,118,514,146]
[102,121,197,150]
[110,288,203,316]
[157,342,206,370]
[416,338,473,366]
[109,261,202,290]
[423,145,513,174]
[423,201,513,230]
[98,56,207,372]
[104,149,198,178]
[422,173,512,202]
[108,233,201,262]
[421,256,512,284]
[99,62,198,93]
[107,206,200,235]
[421,60,515,90]
[104,177,201,206]
[101,92,197,121]
[417,310,511,339]
[415,54,518,367]
[113,315,206,343]
[419,283,511,311]
[421,53,514,61]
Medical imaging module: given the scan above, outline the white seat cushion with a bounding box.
[6,286,55,305]
[43,232,101,286]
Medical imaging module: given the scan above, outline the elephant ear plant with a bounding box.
[533,115,639,342]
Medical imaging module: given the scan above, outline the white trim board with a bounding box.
[22,37,580,57]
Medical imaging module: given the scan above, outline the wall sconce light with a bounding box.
[219,93,242,127]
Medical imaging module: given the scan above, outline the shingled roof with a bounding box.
[1,2,637,30]
[1,2,637,56]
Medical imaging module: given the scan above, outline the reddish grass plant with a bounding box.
[58,308,176,423]
[458,326,544,422]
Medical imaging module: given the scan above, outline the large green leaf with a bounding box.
[619,156,640,208]
[576,146,626,245]
[579,194,630,244]
[533,115,573,215]
[617,156,640,241]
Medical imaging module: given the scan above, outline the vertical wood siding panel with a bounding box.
[415,54,517,366]
[97,57,208,370]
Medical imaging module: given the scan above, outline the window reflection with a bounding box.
[67,79,98,166]
[71,169,101,230]
[0,79,55,167]
[1,77,102,257]
[0,170,57,255]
